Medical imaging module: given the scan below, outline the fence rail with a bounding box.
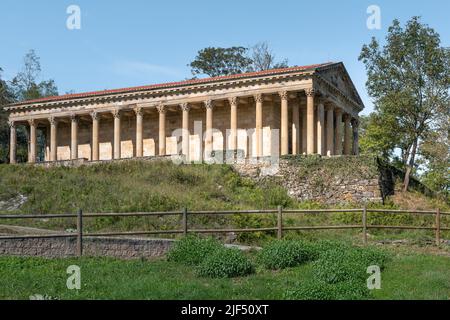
[0,206,448,256]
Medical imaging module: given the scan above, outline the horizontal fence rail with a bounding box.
[0,207,448,256]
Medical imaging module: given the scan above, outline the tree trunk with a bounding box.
[403,138,418,192]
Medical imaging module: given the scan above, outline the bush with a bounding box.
[196,248,254,278]
[284,279,370,300]
[167,236,222,266]
[312,245,389,284]
[258,240,314,270]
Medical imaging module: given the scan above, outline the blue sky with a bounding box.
[1,0,449,114]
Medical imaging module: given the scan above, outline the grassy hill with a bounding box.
[0,159,448,243]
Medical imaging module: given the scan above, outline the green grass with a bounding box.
[1,250,449,300]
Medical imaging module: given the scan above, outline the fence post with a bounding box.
[182,207,188,236]
[277,205,283,239]
[362,204,367,245]
[435,208,441,246]
[76,208,83,257]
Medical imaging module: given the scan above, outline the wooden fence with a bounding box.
[0,206,449,256]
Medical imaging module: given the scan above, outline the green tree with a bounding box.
[0,50,58,163]
[189,43,289,77]
[9,49,58,101]
[359,17,450,191]
[189,46,253,77]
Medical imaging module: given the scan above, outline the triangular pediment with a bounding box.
[316,62,364,108]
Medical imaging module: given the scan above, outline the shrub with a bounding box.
[167,236,222,266]
[196,248,254,278]
[258,240,314,270]
[312,245,389,284]
[284,279,370,300]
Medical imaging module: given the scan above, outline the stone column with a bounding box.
[279,91,289,155]
[334,108,343,155]
[351,118,359,155]
[49,117,58,162]
[112,109,121,159]
[301,104,307,154]
[70,114,78,160]
[91,112,99,161]
[254,94,263,158]
[9,121,16,164]
[180,103,190,161]
[291,98,300,155]
[134,107,143,158]
[316,99,325,156]
[343,114,352,155]
[157,104,166,156]
[305,88,315,154]
[204,100,214,159]
[228,97,238,151]
[28,119,36,163]
[325,105,334,156]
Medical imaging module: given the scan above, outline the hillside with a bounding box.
[0,159,448,243]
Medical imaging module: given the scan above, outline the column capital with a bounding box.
[27,119,36,126]
[204,99,214,109]
[112,109,121,119]
[8,120,15,129]
[325,104,334,111]
[157,103,166,114]
[351,118,359,127]
[180,103,190,112]
[228,96,238,106]
[91,111,100,121]
[134,107,143,116]
[254,93,263,103]
[305,88,315,97]
[343,113,352,121]
[278,91,288,100]
[48,116,58,126]
[70,113,78,123]
[334,107,343,115]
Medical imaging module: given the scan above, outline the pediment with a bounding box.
[316,63,364,108]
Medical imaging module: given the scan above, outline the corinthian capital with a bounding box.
[48,116,58,126]
[91,111,99,121]
[204,99,214,110]
[228,97,238,106]
[254,94,263,103]
[180,103,190,112]
[157,103,166,114]
[134,107,143,116]
[8,121,15,129]
[278,91,288,100]
[112,109,121,119]
[305,88,315,97]
[27,119,36,127]
[70,113,78,123]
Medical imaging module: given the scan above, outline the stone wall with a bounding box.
[0,236,174,259]
[233,155,385,204]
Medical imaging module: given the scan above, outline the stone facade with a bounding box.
[0,236,174,259]
[6,62,364,164]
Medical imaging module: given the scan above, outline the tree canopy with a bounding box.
[189,42,289,77]
[359,16,450,192]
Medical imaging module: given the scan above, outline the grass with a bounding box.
[1,249,449,300]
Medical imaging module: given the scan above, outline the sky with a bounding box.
[1,0,449,115]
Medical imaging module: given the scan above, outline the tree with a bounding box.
[189,47,253,77]
[0,50,59,163]
[189,43,289,77]
[250,42,288,72]
[359,17,450,191]
[9,49,58,101]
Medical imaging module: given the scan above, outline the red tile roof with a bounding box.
[9,62,333,107]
